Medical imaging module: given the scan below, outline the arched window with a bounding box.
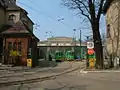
[8,14,16,21]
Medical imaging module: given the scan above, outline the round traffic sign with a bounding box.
[88,49,94,55]
[87,42,94,49]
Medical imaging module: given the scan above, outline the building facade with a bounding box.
[0,0,8,63]
[0,0,39,66]
[104,0,120,58]
[0,0,6,30]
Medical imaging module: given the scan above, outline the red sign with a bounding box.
[88,49,94,55]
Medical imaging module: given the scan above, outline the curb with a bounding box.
[84,70,120,73]
[0,65,84,87]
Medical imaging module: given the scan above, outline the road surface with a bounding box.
[1,61,120,90]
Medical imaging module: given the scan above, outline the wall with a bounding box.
[5,37,28,65]
[106,0,120,57]
[0,8,6,30]
[6,11,20,23]
[31,38,38,67]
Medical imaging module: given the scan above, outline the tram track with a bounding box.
[0,61,73,79]
[0,63,72,79]
[0,62,85,88]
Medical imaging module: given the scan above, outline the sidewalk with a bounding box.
[83,67,120,73]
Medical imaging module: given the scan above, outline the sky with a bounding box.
[17,0,106,41]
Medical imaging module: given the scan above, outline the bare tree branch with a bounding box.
[71,0,91,22]
[97,0,104,21]
[88,0,96,22]
[77,0,90,14]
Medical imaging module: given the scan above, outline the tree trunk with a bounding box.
[92,20,103,69]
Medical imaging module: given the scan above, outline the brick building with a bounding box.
[0,0,10,64]
[0,0,39,66]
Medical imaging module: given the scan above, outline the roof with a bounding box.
[38,37,87,47]
[1,21,39,41]
[6,1,34,25]
[0,0,7,8]
[0,24,12,33]
[23,21,39,41]
[47,37,73,41]
[103,0,113,14]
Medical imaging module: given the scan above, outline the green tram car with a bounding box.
[55,51,74,61]
[55,51,64,61]
[65,51,74,61]
[54,46,87,61]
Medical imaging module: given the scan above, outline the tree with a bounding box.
[62,0,105,69]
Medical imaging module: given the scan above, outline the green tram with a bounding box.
[55,51,64,61]
[65,51,74,61]
[55,46,87,61]
[55,51,75,61]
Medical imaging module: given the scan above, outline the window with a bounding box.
[28,48,32,56]
[18,41,21,51]
[8,14,16,21]
[107,24,111,38]
[8,42,12,50]
[18,41,22,55]
[13,42,17,50]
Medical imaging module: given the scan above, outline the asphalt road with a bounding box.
[1,62,120,90]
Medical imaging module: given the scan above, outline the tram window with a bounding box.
[60,52,63,56]
[56,53,59,56]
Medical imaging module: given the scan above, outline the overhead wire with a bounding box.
[17,1,92,40]
[17,1,73,29]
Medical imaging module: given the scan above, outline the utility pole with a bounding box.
[79,30,81,59]
[73,29,76,51]
[73,29,76,59]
